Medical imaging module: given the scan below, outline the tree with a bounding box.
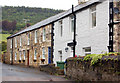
[0,41,7,51]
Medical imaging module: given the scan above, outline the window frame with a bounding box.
[58,20,63,37]
[43,28,46,41]
[35,30,37,43]
[90,6,96,28]
[15,52,17,61]
[83,47,91,56]
[42,47,45,59]
[70,15,74,32]
[15,37,17,48]
[20,36,22,47]
[27,33,30,45]
[10,51,12,61]
[23,50,26,60]
[19,51,22,60]
[10,39,12,48]
[34,49,37,60]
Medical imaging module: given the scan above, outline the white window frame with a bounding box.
[42,47,45,59]
[83,47,91,56]
[15,53,17,61]
[43,28,46,41]
[91,6,96,28]
[70,15,74,32]
[10,51,12,61]
[59,20,63,37]
[10,39,12,48]
[19,51,21,60]
[35,30,37,43]
[34,49,37,60]
[27,33,30,45]
[23,50,26,60]
[15,37,17,48]
[20,36,22,47]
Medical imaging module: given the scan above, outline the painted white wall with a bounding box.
[53,0,109,65]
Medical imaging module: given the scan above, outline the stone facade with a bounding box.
[113,1,120,52]
[7,24,52,67]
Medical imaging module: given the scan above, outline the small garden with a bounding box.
[67,52,120,66]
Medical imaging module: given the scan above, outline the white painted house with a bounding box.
[53,0,117,64]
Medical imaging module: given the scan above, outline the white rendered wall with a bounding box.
[53,0,109,65]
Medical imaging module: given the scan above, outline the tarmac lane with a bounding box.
[1,63,73,83]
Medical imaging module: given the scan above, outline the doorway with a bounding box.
[48,47,51,64]
[27,50,29,66]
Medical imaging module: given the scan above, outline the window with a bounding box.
[42,47,45,59]
[91,6,96,28]
[15,53,17,61]
[43,28,46,41]
[10,39,12,48]
[35,30,37,43]
[34,49,37,60]
[15,37,17,48]
[20,36,22,46]
[23,50,26,60]
[70,15,74,32]
[59,20,63,37]
[19,51,21,60]
[10,51,12,61]
[83,47,91,56]
[28,33,30,45]
[58,50,62,62]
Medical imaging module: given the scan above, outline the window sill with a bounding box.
[91,26,96,29]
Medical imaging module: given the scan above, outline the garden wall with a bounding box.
[65,56,120,81]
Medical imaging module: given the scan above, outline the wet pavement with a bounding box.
[1,63,72,82]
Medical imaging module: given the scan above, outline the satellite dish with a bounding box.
[114,7,119,14]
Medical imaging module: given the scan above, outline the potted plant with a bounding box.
[41,59,45,64]
[23,60,25,62]
[33,59,37,62]
[19,60,21,62]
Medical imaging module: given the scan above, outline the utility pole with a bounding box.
[72,5,77,57]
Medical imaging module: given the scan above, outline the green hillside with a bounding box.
[2,6,64,34]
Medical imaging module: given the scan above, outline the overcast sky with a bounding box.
[0,0,79,10]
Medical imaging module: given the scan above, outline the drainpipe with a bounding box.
[51,23,54,63]
[72,5,77,57]
[108,0,114,52]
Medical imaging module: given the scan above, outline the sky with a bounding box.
[0,0,79,10]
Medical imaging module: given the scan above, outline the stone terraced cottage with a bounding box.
[7,0,120,67]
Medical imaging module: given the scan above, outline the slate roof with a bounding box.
[7,0,100,39]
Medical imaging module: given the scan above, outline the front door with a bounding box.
[27,50,29,66]
[48,47,51,64]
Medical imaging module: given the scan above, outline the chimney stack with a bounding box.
[78,0,87,5]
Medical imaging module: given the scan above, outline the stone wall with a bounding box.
[65,56,120,81]
[39,64,64,75]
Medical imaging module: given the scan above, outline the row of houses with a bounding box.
[6,0,120,67]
